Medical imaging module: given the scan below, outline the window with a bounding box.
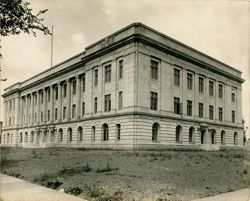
[63,83,67,97]
[41,111,43,122]
[150,92,158,110]
[234,132,238,145]
[41,91,43,103]
[118,91,123,110]
[119,60,123,79]
[232,110,235,123]
[47,110,50,121]
[72,80,76,95]
[211,131,216,144]
[47,89,50,102]
[94,97,98,113]
[63,106,66,119]
[105,65,111,83]
[187,73,193,90]
[55,86,58,100]
[187,100,192,116]
[152,123,159,142]
[68,128,72,142]
[34,94,37,105]
[82,102,85,116]
[219,107,223,121]
[59,129,63,142]
[221,131,225,145]
[72,104,76,118]
[199,103,203,118]
[231,92,235,102]
[94,69,98,86]
[55,108,58,120]
[102,124,109,141]
[174,69,180,86]
[78,127,83,142]
[209,105,214,120]
[151,60,158,80]
[92,126,95,142]
[82,73,85,92]
[176,125,182,143]
[9,101,12,111]
[209,81,214,96]
[199,77,204,93]
[34,113,37,123]
[116,124,121,141]
[9,117,11,126]
[174,97,180,114]
[189,127,194,144]
[104,94,111,112]
[219,84,223,98]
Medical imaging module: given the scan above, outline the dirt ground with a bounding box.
[1,147,250,201]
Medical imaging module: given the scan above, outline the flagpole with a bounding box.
[51,26,54,68]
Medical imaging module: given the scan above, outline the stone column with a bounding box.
[31,93,34,125]
[50,85,54,123]
[37,91,41,124]
[44,88,47,123]
[16,96,20,126]
[58,82,62,121]
[20,97,23,126]
[3,101,7,127]
[66,79,71,120]
[76,75,80,119]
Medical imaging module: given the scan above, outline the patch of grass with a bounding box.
[59,164,92,175]
[96,162,119,173]
[31,149,42,159]
[65,186,83,196]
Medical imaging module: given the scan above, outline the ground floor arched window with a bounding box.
[152,123,159,142]
[25,132,28,143]
[201,130,206,144]
[102,124,109,141]
[176,125,182,143]
[221,130,225,145]
[20,132,23,143]
[189,127,194,144]
[211,130,216,144]
[50,131,55,143]
[30,131,34,143]
[58,129,63,143]
[234,132,238,145]
[68,128,72,142]
[77,126,83,142]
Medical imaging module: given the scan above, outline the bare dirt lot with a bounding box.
[1,147,250,201]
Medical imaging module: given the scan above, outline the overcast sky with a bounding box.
[1,0,249,137]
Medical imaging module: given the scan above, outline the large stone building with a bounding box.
[1,23,244,149]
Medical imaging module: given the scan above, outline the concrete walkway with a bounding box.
[193,188,250,201]
[0,174,87,201]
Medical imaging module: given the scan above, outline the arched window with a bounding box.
[77,126,83,142]
[58,129,63,143]
[7,133,10,144]
[234,132,238,145]
[68,128,72,142]
[43,131,47,143]
[25,132,28,143]
[20,132,23,143]
[201,130,206,144]
[221,130,225,145]
[30,131,34,143]
[211,130,216,144]
[50,131,54,143]
[11,134,13,144]
[4,134,6,144]
[152,123,159,142]
[36,132,40,144]
[176,125,182,143]
[102,124,109,141]
[189,127,194,144]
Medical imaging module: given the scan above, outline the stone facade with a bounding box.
[1,23,244,149]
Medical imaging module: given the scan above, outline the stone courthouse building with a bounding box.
[1,23,244,149]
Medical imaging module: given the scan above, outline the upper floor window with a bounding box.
[231,92,235,102]
[150,92,158,110]
[209,81,214,96]
[187,100,192,116]
[72,104,76,118]
[187,73,193,90]
[218,84,223,98]
[41,91,44,103]
[199,103,203,118]
[94,69,98,86]
[105,65,111,83]
[118,91,123,110]
[63,83,67,97]
[119,60,123,80]
[82,102,85,116]
[209,105,214,120]
[94,97,98,113]
[55,86,58,100]
[72,80,76,95]
[47,89,50,102]
[104,94,111,112]
[232,110,235,123]
[82,73,85,92]
[63,106,66,119]
[219,107,223,121]
[174,69,180,86]
[55,108,58,120]
[174,97,180,114]
[151,60,158,80]
[199,77,204,93]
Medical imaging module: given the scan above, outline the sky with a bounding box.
[1,0,249,137]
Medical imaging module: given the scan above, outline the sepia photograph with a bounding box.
[0,0,250,201]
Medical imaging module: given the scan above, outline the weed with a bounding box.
[46,180,63,189]
[31,149,41,159]
[96,162,119,173]
[59,164,93,175]
[65,186,83,196]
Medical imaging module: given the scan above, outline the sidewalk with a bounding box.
[193,188,250,201]
[0,174,87,201]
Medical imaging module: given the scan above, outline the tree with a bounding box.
[0,0,51,36]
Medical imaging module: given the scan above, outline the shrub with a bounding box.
[65,186,83,196]
[96,162,119,173]
[46,180,63,189]
[243,169,248,175]
[59,164,92,176]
